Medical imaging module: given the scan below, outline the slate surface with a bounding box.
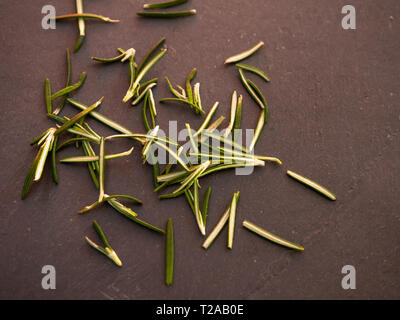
[0,0,399,299]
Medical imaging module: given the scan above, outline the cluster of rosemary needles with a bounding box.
[23,0,337,286]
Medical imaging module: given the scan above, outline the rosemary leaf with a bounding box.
[51,135,58,184]
[225,41,264,64]
[60,147,134,163]
[165,218,174,286]
[137,10,196,18]
[193,179,205,235]
[55,13,120,23]
[98,137,105,202]
[51,72,87,100]
[131,83,157,106]
[243,220,304,251]
[227,191,240,249]
[144,0,188,9]
[202,206,230,249]
[238,68,264,110]
[224,91,237,137]
[287,170,337,200]
[137,37,166,72]
[201,186,212,226]
[53,49,72,115]
[91,52,125,63]
[45,78,52,114]
[235,63,270,82]
[54,97,103,135]
[74,0,85,52]
[185,68,197,105]
[193,102,219,137]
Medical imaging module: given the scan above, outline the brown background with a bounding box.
[0,0,399,299]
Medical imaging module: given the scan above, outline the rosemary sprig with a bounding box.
[165,218,174,286]
[235,63,270,82]
[227,191,240,249]
[85,220,122,266]
[55,13,120,23]
[53,49,72,115]
[137,10,196,18]
[144,0,188,9]
[243,220,304,251]
[225,41,264,64]
[287,170,337,200]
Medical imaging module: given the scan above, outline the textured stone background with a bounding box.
[0,0,399,299]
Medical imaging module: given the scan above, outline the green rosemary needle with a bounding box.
[165,218,174,286]
[185,68,197,105]
[243,220,304,251]
[235,63,270,82]
[165,76,186,99]
[227,192,240,249]
[123,48,167,102]
[85,220,122,266]
[51,135,58,184]
[193,179,206,235]
[238,68,264,110]
[159,98,204,113]
[201,186,212,225]
[193,102,219,137]
[233,95,242,142]
[144,0,188,9]
[50,72,87,100]
[137,37,166,72]
[98,137,105,202]
[45,78,52,114]
[91,52,125,63]
[225,41,264,64]
[54,97,103,135]
[137,10,196,18]
[287,170,337,200]
[53,49,72,115]
[224,91,237,137]
[73,0,85,52]
[131,83,157,105]
[202,206,230,249]
[79,194,141,214]
[55,13,120,23]
[60,147,134,163]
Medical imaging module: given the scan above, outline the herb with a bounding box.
[224,91,237,137]
[45,79,52,114]
[137,37,166,72]
[201,186,212,225]
[227,191,240,249]
[287,170,337,200]
[242,220,304,251]
[85,220,123,266]
[137,10,196,18]
[193,179,206,235]
[202,205,230,250]
[53,49,72,115]
[193,102,219,137]
[225,41,264,64]
[144,0,188,9]
[50,72,87,100]
[165,218,174,286]
[235,63,270,82]
[238,68,264,110]
[55,13,120,23]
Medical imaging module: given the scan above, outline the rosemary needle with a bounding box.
[51,135,58,184]
[235,63,270,82]
[45,78,52,114]
[50,72,87,100]
[202,206,230,249]
[224,91,237,137]
[74,0,85,52]
[227,192,240,249]
[201,186,212,225]
[193,179,206,235]
[144,0,188,9]
[185,68,197,105]
[85,220,122,266]
[165,218,174,286]
[55,13,120,23]
[287,170,337,200]
[137,10,196,18]
[238,68,264,110]
[98,137,105,202]
[137,37,166,72]
[53,49,72,115]
[225,41,264,64]
[243,220,304,251]
[193,102,219,137]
